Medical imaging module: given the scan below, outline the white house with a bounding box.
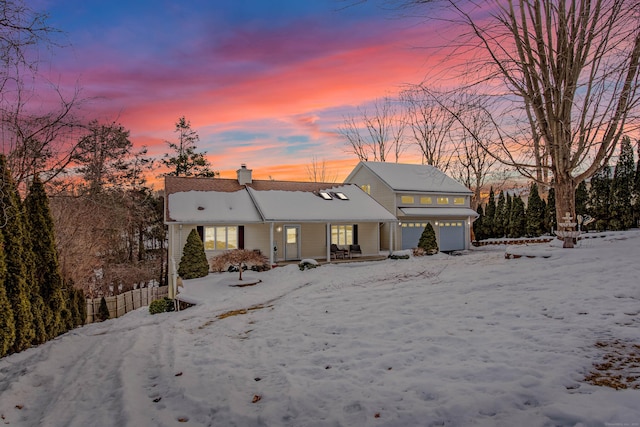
[164,165,397,298]
[345,162,478,252]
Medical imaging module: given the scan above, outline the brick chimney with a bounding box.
[236,164,252,185]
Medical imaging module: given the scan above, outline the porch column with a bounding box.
[389,222,394,253]
[326,222,331,262]
[269,222,274,266]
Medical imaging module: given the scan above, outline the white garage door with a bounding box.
[439,221,465,252]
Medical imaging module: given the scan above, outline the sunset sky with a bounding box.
[33,0,455,183]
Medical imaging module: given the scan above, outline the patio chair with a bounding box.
[330,244,346,259]
[349,244,362,257]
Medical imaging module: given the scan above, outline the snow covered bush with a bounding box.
[210,250,269,280]
[298,259,319,271]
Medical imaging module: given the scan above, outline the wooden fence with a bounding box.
[86,286,169,324]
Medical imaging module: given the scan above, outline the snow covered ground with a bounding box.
[1,231,640,427]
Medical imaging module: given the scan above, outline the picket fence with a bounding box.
[85,286,169,324]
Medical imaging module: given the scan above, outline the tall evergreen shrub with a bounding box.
[417,223,438,255]
[610,136,634,230]
[25,176,67,338]
[178,229,209,279]
[485,187,496,238]
[0,155,35,352]
[525,182,545,237]
[0,234,16,357]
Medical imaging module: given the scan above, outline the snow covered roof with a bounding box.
[167,190,262,223]
[400,207,480,218]
[248,185,397,222]
[348,162,472,194]
[164,176,396,223]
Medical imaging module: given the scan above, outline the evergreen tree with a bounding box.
[0,155,34,352]
[495,191,506,238]
[545,187,557,233]
[484,187,496,238]
[25,176,67,338]
[509,196,526,238]
[610,136,634,230]
[589,164,612,231]
[97,297,110,322]
[575,181,590,231]
[0,233,16,357]
[473,205,485,241]
[525,182,545,237]
[505,193,513,233]
[162,116,218,177]
[634,143,640,227]
[177,229,210,279]
[73,287,87,327]
[417,223,438,255]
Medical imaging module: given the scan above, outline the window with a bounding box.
[203,226,238,250]
[319,191,332,200]
[454,197,465,205]
[420,196,432,204]
[401,196,415,204]
[331,225,353,245]
[437,197,449,205]
[361,184,371,194]
[334,192,349,200]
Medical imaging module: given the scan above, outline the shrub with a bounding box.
[388,253,410,260]
[97,297,110,322]
[418,223,438,255]
[298,259,319,271]
[178,229,209,279]
[149,297,175,315]
[210,250,269,280]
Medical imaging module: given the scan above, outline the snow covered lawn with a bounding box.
[1,231,639,426]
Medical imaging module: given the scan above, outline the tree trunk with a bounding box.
[554,173,577,248]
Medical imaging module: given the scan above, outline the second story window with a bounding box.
[420,196,432,204]
[401,195,415,204]
[454,197,465,205]
[437,197,449,205]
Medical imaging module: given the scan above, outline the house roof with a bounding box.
[164,176,396,224]
[347,162,472,194]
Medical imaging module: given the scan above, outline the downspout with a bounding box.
[326,222,331,262]
[270,222,274,266]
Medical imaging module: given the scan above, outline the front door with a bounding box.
[284,225,301,260]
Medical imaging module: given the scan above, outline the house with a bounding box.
[345,162,478,252]
[164,165,397,298]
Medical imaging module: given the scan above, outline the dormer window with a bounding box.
[319,191,332,200]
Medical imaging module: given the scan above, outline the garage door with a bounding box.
[400,222,429,250]
[439,221,465,252]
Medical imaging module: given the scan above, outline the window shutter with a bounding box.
[353,224,358,244]
[197,226,204,242]
[239,226,245,249]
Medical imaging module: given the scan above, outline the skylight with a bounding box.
[335,192,349,200]
[318,191,332,200]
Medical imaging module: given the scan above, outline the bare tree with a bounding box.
[448,97,498,209]
[306,156,338,183]
[406,0,640,227]
[339,97,406,162]
[401,87,456,172]
[0,1,86,192]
